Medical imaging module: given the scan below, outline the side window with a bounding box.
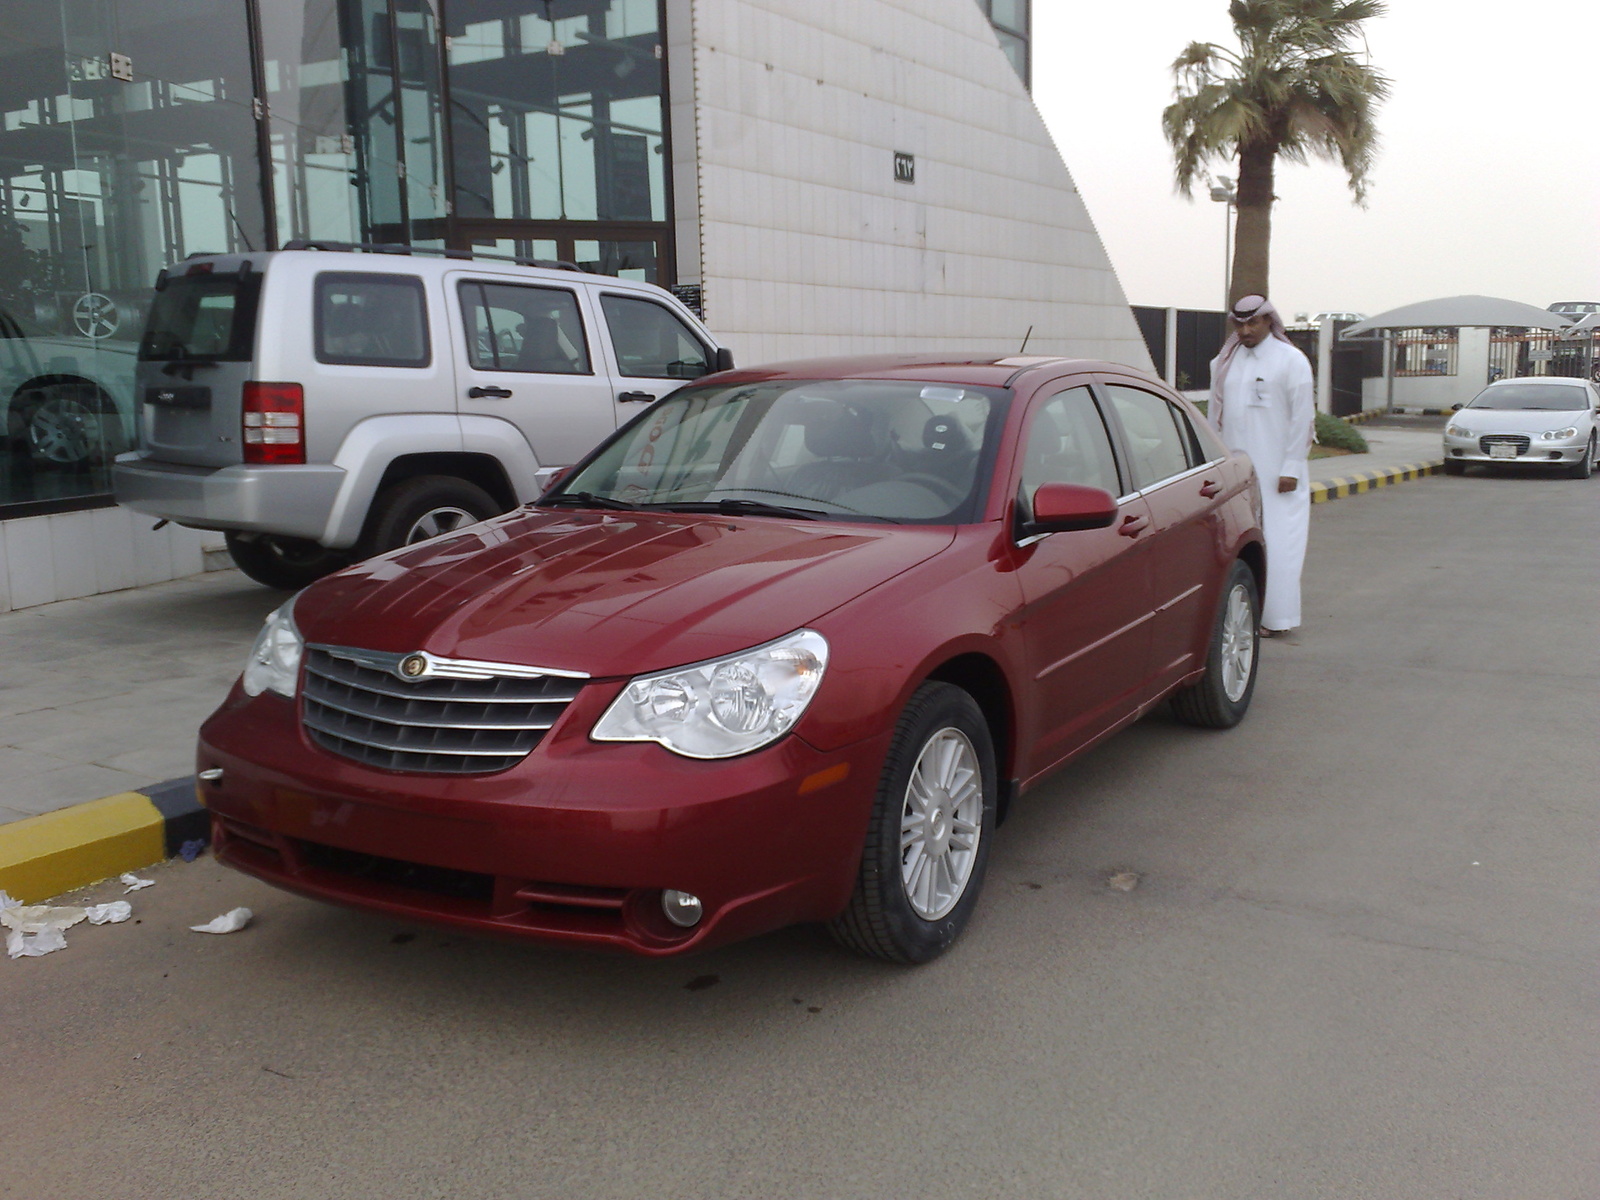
[1022,386,1122,500]
[315,273,430,368]
[599,293,711,379]
[1105,384,1191,487]
[459,282,590,375]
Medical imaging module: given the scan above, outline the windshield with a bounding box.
[1467,383,1589,411]
[550,378,1009,523]
[139,271,261,362]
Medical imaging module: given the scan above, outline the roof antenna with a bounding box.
[1018,325,1033,354]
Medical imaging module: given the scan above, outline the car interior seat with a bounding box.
[785,401,892,501]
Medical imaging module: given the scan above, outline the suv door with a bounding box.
[592,291,716,412]
[448,273,618,466]
[1012,382,1156,772]
[1098,379,1228,687]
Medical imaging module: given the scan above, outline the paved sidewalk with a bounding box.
[1307,422,1445,500]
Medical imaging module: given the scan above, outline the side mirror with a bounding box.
[1022,483,1118,537]
[713,346,735,373]
[1450,402,1463,411]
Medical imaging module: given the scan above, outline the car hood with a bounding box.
[1449,408,1591,434]
[297,510,956,678]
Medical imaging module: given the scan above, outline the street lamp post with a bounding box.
[1208,175,1236,310]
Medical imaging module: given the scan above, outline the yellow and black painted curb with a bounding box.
[1310,460,1444,505]
[0,777,206,904]
[1339,408,1390,426]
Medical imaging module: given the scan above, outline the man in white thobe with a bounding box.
[1209,294,1316,635]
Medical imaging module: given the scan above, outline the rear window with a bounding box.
[139,272,261,362]
[315,272,431,368]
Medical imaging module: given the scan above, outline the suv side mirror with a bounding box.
[713,347,735,373]
[1022,483,1118,537]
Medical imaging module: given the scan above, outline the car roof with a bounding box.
[710,353,1153,390]
[1484,376,1591,387]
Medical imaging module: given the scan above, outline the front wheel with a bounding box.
[1170,558,1260,729]
[1568,434,1596,480]
[225,531,349,590]
[829,683,997,964]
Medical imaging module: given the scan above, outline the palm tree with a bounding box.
[1163,0,1389,306]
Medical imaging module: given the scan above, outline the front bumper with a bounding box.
[198,681,887,956]
[1442,434,1589,465]
[113,453,344,540]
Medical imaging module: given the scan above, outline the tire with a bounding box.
[1568,434,1596,480]
[19,382,128,470]
[360,475,501,557]
[829,682,997,964]
[1442,458,1465,476]
[225,531,349,590]
[1170,558,1260,729]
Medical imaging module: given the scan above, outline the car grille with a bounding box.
[1479,434,1530,456]
[301,646,586,774]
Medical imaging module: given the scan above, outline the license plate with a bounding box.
[1489,443,1517,459]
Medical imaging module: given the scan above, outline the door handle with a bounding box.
[1199,478,1221,498]
[1118,513,1150,538]
[467,386,513,399]
[617,391,656,404]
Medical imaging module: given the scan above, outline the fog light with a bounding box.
[661,889,703,928]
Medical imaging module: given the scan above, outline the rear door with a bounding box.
[1012,381,1157,774]
[592,290,718,413]
[137,262,261,467]
[447,273,618,466]
[1098,379,1229,687]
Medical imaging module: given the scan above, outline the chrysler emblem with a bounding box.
[398,653,428,679]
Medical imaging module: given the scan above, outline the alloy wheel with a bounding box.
[899,727,983,920]
[404,506,478,543]
[1220,581,1256,702]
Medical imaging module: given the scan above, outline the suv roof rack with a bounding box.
[279,239,587,274]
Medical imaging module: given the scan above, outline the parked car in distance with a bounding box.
[113,243,730,589]
[198,354,1266,963]
[1442,377,1600,478]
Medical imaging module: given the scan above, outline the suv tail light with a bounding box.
[242,382,305,464]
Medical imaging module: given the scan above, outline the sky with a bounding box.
[1030,1,1600,319]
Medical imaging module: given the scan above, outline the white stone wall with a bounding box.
[678,0,1150,369]
[0,507,224,613]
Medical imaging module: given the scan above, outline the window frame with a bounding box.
[1018,382,1130,508]
[455,279,594,376]
[313,271,432,369]
[1095,380,1212,492]
[598,291,714,380]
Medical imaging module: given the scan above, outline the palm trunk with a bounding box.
[1230,142,1276,306]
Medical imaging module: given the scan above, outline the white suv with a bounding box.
[114,245,730,588]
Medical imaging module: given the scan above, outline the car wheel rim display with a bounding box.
[900,727,982,921]
[29,392,96,464]
[1221,582,1255,702]
[406,506,477,543]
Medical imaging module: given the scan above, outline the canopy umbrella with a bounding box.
[1341,296,1572,338]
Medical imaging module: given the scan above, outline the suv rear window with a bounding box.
[139,271,262,362]
[315,272,431,368]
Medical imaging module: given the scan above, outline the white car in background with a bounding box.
[1442,377,1600,479]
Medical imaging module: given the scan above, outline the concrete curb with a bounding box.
[1311,460,1443,504]
[0,776,206,903]
[1339,408,1390,426]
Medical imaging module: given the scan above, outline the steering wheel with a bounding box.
[896,473,965,504]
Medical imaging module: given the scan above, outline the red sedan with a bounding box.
[200,355,1265,963]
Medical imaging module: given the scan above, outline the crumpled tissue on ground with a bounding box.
[190,907,252,934]
[6,928,68,958]
[120,873,156,893]
[0,890,20,911]
[85,901,132,925]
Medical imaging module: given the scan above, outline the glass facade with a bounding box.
[0,0,670,515]
[977,0,1030,87]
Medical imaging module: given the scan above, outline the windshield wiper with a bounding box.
[538,491,639,511]
[651,498,826,520]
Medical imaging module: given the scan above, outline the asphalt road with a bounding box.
[7,468,1598,1200]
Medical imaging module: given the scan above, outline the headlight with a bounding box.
[1444,424,1473,439]
[592,630,829,759]
[1539,427,1579,441]
[241,600,304,698]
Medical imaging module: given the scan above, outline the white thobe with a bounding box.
[1216,337,1315,631]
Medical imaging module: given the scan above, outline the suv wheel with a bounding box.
[20,382,127,470]
[361,475,502,556]
[225,531,349,590]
